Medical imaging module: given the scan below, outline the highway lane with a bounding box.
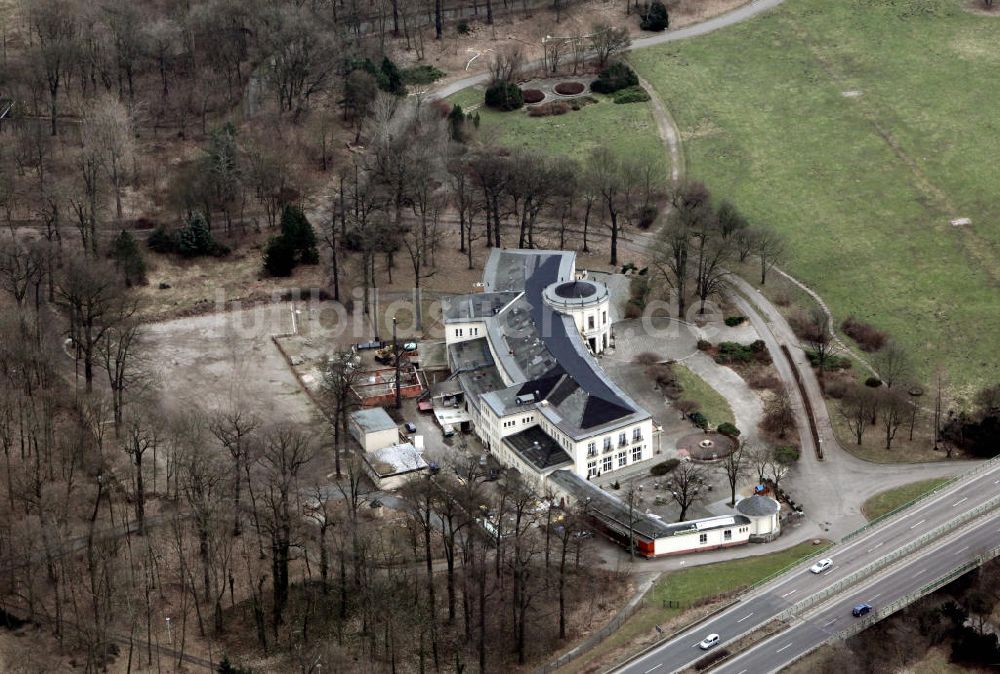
[714,511,1000,673]
[616,461,1000,674]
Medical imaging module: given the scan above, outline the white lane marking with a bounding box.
[910,519,926,529]
[914,568,926,576]
[736,670,747,674]
[645,665,663,673]
[868,542,884,551]
[737,612,754,623]
[823,617,839,627]
[781,589,798,598]
[953,497,968,507]
[870,593,882,600]
[955,545,970,555]
[994,479,999,484]
[776,643,793,653]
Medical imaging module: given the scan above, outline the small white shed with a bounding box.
[349,408,399,452]
[735,495,781,542]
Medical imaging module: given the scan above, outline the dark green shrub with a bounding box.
[485,81,524,111]
[457,20,471,35]
[640,0,670,31]
[773,445,800,464]
[865,377,883,388]
[448,104,467,141]
[612,85,650,104]
[689,412,708,430]
[724,316,746,327]
[218,655,253,674]
[109,230,147,286]
[717,422,741,438]
[263,236,297,277]
[401,65,445,85]
[696,339,711,351]
[807,351,852,370]
[637,205,659,230]
[147,224,176,254]
[650,458,680,476]
[716,341,753,364]
[379,57,406,95]
[177,213,225,258]
[591,62,638,94]
[263,205,320,276]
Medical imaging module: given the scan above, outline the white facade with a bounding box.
[651,517,753,557]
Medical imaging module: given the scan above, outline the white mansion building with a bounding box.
[442,249,655,487]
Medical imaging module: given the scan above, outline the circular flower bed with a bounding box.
[554,81,585,96]
[521,88,545,104]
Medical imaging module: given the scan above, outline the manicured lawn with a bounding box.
[447,87,669,180]
[862,477,951,521]
[674,363,735,428]
[631,0,1000,395]
[563,540,828,673]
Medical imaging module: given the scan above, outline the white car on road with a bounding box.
[809,558,833,574]
[698,634,720,650]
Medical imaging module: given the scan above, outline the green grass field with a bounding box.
[861,477,951,520]
[562,540,827,673]
[674,363,736,428]
[447,87,668,179]
[631,0,1000,395]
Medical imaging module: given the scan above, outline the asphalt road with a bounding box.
[616,460,1000,674]
[715,511,1000,674]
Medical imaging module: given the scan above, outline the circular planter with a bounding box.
[677,432,737,461]
[521,88,545,104]
[554,81,585,96]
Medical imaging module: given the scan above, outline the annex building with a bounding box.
[442,249,654,488]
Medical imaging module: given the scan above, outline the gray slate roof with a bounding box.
[735,495,781,517]
[350,408,396,434]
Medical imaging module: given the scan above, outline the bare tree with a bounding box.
[321,351,361,478]
[802,306,834,382]
[209,405,261,536]
[253,424,314,630]
[654,181,713,317]
[873,340,912,390]
[24,0,78,136]
[56,255,132,393]
[665,461,706,521]
[839,384,877,445]
[752,227,785,285]
[722,441,748,506]
[589,23,631,68]
[879,389,909,450]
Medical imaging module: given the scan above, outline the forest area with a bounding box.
[0,0,652,672]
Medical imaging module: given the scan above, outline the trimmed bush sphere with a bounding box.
[554,81,585,96]
[485,81,524,111]
[521,88,545,104]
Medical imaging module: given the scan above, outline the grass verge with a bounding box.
[861,477,952,521]
[674,363,736,428]
[562,540,829,674]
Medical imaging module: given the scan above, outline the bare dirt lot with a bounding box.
[141,303,324,429]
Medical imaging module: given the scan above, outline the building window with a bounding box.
[618,432,627,447]
[587,441,596,457]
[632,446,642,462]
[587,461,598,477]
[699,533,708,544]
[618,452,627,467]
[602,456,612,472]
[455,328,463,337]
[588,316,595,330]
[471,327,479,336]
[632,428,642,442]
[602,310,607,325]
[603,437,612,452]
[724,530,732,541]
